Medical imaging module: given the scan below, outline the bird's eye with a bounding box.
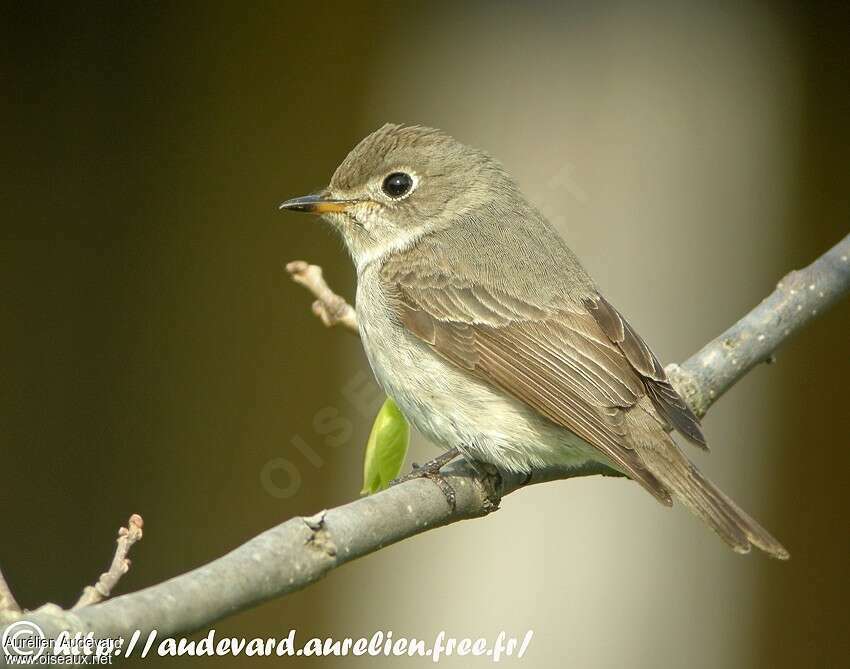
[381,172,414,199]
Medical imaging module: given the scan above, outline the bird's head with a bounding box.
[279,123,517,269]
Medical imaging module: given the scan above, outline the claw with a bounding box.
[423,470,457,511]
[390,448,461,510]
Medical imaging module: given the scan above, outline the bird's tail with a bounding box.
[636,436,789,559]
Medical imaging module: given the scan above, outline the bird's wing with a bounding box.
[582,294,706,448]
[380,259,704,504]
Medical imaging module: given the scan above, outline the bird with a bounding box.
[279,123,789,559]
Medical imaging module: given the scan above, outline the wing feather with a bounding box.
[583,295,706,447]
[386,270,690,503]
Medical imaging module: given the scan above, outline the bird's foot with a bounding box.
[390,448,460,511]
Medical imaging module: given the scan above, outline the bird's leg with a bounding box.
[412,447,461,474]
[390,447,461,510]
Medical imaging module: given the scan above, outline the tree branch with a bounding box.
[0,568,21,618]
[666,237,850,418]
[4,234,848,653]
[286,260,358,332]
[73,515,144,609]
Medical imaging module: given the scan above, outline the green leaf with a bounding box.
[361,397,410,495]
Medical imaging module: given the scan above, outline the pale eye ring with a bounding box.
[381,172,414,199]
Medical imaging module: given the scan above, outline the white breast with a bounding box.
[355,265,597,473]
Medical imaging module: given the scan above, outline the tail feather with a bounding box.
[636,436,789,560]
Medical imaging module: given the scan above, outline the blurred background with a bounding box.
[2,1,848,667]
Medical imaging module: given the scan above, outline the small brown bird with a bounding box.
[280,123,788,559]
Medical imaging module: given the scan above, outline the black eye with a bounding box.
[382,172,414,199]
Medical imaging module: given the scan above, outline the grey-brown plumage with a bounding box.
[280,123,789,559]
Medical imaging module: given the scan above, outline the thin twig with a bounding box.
[72,514,144,609]
[5,234,848,650]
[286,261,358,332]
[0,567,21,616]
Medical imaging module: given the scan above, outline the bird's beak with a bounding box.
[278,194,356,214]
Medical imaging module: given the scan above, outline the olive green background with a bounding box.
[2,2,848,667]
